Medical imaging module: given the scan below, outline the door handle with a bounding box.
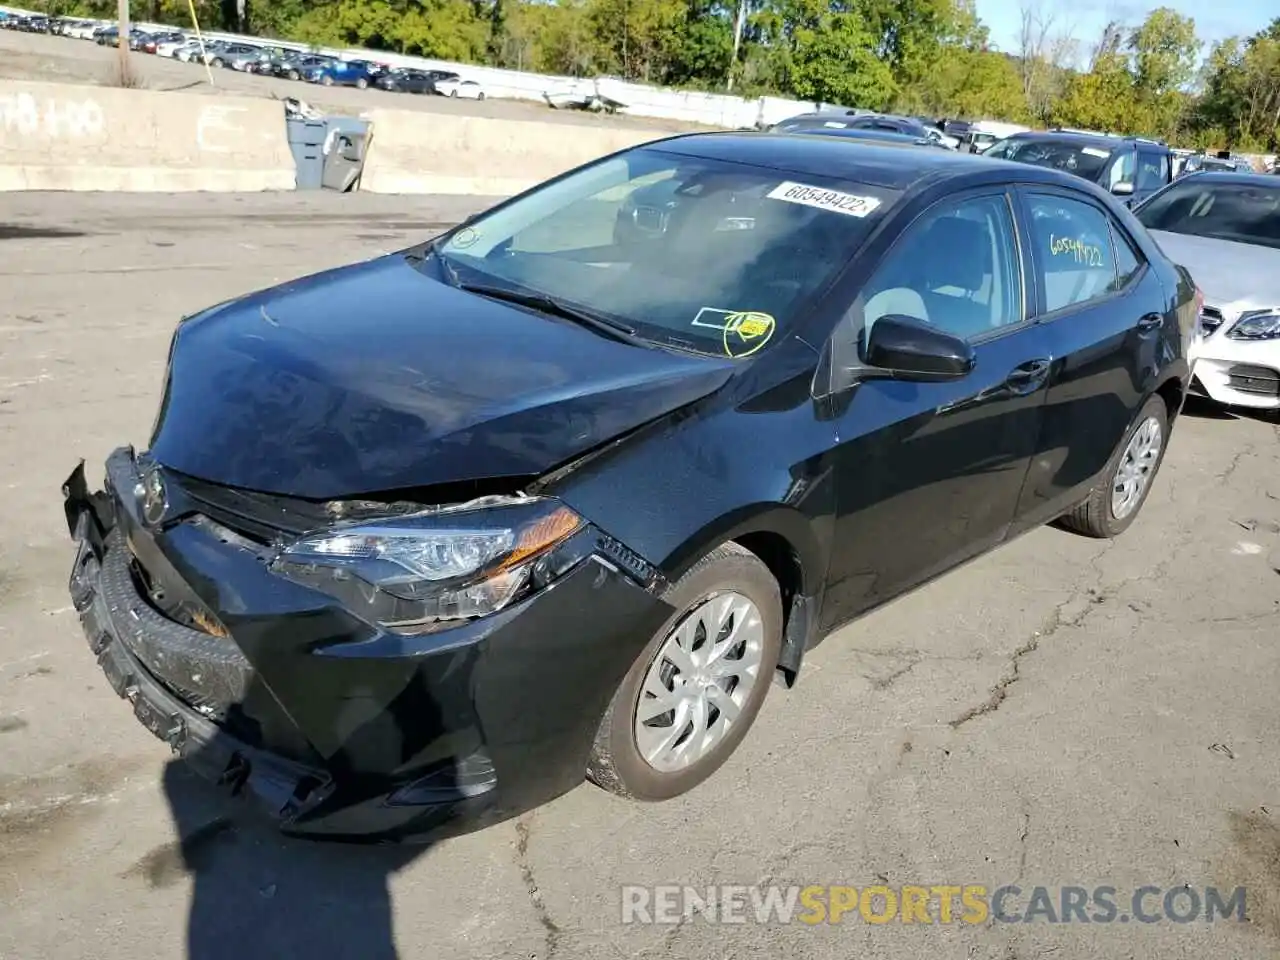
[1004,358,1051,391]
[1137,313,1164,333]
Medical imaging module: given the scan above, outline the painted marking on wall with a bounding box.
[0,93,104,138]
[196,104,249,153]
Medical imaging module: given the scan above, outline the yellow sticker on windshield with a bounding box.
[722,311,776,358]
[452,227,480,249]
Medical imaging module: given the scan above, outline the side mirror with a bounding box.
[1111,181,1135,197]
[864,314,975,381]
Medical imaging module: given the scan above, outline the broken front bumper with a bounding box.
[63,448,671,842]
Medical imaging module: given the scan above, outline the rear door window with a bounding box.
[1025,194,1120,312]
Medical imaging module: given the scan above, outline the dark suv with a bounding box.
[983,131,1173,207]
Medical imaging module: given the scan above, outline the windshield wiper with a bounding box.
[455,281,642,344]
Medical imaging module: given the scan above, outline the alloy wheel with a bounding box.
[633,591,765,773]
[1112,415,1162,520]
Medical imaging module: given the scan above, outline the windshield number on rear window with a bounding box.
[1049,233,1104,267]
[766,181,882,218]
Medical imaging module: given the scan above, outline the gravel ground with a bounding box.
[0,193,1278,960]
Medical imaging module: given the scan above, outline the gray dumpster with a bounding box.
[285,117,327,190]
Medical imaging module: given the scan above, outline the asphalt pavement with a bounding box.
[1,192,1278,960]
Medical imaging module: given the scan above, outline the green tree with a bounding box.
[1051,51,1137,133]
[1128,7,1199,94]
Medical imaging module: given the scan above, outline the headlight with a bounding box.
[1227,311,1280,341]
[270,497,586,634]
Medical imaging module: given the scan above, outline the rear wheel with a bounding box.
[322,75,334,86]
[588,543,782,801]
[477,92,486,100]
[211,57,223,68]
[356,77,368,89]
[287,69,299,80]
[449,89,458,97]
[1057,394,1169,538]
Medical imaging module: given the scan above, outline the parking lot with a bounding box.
[0,191,1278,959]
[0,29,700,133]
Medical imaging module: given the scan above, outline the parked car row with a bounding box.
[2,14,488,98]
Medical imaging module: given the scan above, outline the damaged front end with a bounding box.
[63,447,671,842]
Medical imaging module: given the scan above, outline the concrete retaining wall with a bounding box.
[358,108,684,195]
[0,80,295,192]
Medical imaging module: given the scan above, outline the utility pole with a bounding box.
[116,0,130,80]
[727,0,746,91]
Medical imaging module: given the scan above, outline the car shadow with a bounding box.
[1180,395,1278,424]
[156,758,425,960]
[151,663,449,960]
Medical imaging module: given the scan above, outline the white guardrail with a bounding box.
[0,6,835,128]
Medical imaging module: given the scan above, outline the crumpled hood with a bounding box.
[149,254,734,500]
[1147,229,1280,316]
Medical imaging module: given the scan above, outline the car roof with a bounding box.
[803,127,931,143]
[1005,130,1169,152]
[648,131,1092,193]
[1174,171,1276,187]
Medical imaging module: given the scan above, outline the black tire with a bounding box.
[477,92,485,100]
[587,542,783,801]
[322,75,334,86]
[211,57,223,68]
[356,77,368,89]
[287,69,299,81]
[1057,394,1169,538]
[449,89,457,97]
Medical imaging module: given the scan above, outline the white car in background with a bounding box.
[1135,172,1280,414]
[922,125,960,150]
[154,35,191,57]
[62,20,96,39]
[173,40,207,62]
[435,78,486,100]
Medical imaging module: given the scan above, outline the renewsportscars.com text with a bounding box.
[620,884,1247,926]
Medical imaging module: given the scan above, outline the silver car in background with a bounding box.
[1134,172,1280,414]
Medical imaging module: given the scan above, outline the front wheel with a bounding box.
[449,89,457,97]
[211,57,223,68]
[356,77,368,89]
[588,542,783,801]
[1057,394,1169,538]
[477,92,485,100]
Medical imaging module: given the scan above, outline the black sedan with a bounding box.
[374,67,437,93]
[63,133,1196,842]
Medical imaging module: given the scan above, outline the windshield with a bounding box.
[985,138,1112,180]
[433,147,896,358]
[1136,180,1280,250]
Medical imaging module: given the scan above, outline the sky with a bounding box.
[974,0,1274,63]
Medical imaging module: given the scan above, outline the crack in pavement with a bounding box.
[514,813,562,959]
[869,658,922,690]
[1215,439,1258,485]
[1015,808,1031,882]
[949,540,1118,729]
